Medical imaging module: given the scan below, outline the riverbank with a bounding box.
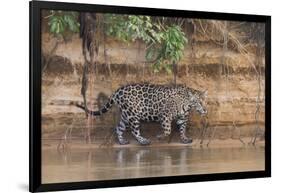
[42,137,264,150]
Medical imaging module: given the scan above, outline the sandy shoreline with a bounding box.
[42,137,265,150]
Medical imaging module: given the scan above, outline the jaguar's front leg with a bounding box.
[176,117,192,144]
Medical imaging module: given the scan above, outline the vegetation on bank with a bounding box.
[45,11,188,76]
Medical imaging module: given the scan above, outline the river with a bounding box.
[42,145,264,183]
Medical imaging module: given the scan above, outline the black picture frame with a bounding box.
[29,1,271,192]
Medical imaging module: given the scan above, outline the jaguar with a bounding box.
[76,83,207,145]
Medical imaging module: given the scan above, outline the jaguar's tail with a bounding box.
[74,96,115,116]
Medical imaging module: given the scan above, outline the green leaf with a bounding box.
[50,22,57,33]
[47,10,80,36]
[56,22,60,34]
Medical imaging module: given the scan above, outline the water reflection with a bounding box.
[42,146,264,183]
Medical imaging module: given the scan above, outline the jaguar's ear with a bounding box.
[200,90,208,99]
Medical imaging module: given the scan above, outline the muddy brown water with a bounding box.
[42,145,264,184]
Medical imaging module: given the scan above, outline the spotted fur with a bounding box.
[76,83,207,145]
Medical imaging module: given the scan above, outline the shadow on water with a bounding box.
[42,146,265,183]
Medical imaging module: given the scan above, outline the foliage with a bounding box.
[46,10,80,39]
[105,15,160,43]
[105,14,188,73]
[147,25,187,73]
[45,11,188,73]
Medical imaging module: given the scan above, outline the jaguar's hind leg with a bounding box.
[129,119,151,145]
[176,117,192,144]
[116,119,129,145]
[157,116,172,140]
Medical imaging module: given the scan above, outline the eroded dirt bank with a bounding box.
[41,32,265,143]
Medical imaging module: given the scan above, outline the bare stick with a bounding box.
[207,125,217,147]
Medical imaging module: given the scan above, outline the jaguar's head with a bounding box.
[190,90,208,116]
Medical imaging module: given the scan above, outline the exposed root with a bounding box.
[199,117,209,146]
[84,117,92,144]
[231,121,245,145]
[99,128,115,148]
[249,33,264,146]
[57,114,81,150]
[207,125,217,147]
[57,126,72,151]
